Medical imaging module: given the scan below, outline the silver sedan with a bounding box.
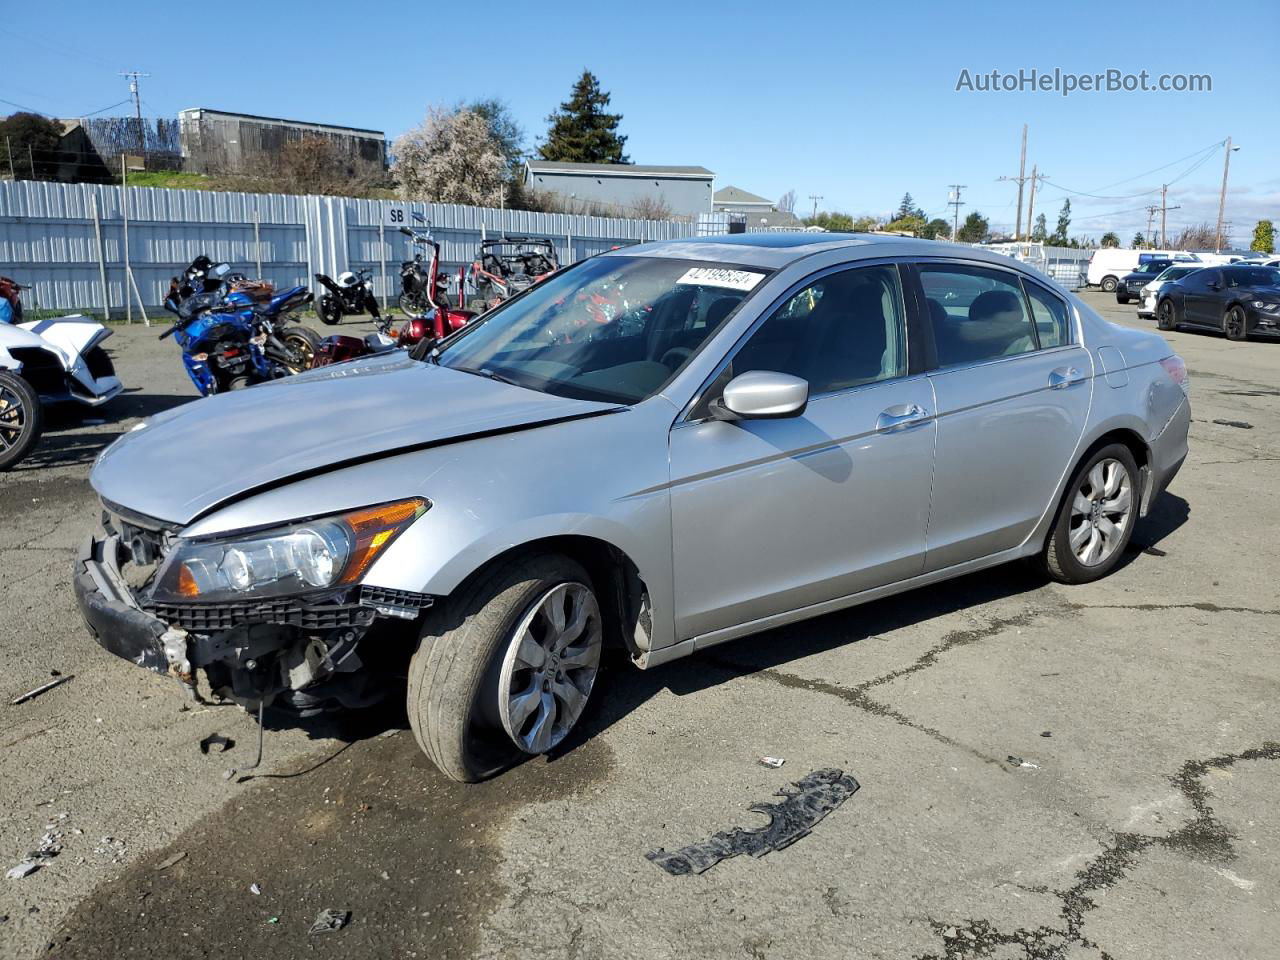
[76,234,1190,780]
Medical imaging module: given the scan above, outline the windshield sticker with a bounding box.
[676,267,765,292]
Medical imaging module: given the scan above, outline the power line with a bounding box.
[79,99,134,119]
[0,97,51,116]
[1089,139,1226,193]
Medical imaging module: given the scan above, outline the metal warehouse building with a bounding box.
[522,160,714,219]
[177,108,387,177]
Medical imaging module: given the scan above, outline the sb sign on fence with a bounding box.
[385,204,408,227]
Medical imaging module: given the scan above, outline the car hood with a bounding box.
[92,353,621,525]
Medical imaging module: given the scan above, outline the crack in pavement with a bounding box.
[915,741,1280,960]
[1072,601,1280,618]
[707,608,1058,769]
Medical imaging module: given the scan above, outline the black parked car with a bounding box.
[1115,259,1175,304]
[1156,264,1280,341]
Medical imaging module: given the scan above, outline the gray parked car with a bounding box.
[76,234,1190,781]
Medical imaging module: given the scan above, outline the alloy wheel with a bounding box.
[1068,458,1133,567]
[1225,307,1246,340]
[0,382,27,453]
[498,582,602,754]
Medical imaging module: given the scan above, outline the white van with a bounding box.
[1086,249,1198,291]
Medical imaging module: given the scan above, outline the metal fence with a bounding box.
[0,181,698,320]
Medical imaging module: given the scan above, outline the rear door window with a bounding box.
[919,264,1038,367]
[1022,281,1072,348]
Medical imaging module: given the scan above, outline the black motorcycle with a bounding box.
[314,269,380,325]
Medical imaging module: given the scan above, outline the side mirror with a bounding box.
[399,226,413,237]
[711,371,809,421]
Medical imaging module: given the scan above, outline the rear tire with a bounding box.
[407,553,603,782]
[318,296,342,326]
[1101,276,1119,293]
[0,372,43,471]
[281,325,321,371]
[1043,443,1139,584]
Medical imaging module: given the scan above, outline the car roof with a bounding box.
[607,233,1036,271]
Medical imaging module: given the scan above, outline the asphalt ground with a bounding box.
[1,293,1277,960]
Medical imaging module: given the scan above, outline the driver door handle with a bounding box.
[876,403,930,433]
[1048,366,1084,389]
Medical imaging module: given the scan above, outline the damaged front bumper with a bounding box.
[74,529,433,712]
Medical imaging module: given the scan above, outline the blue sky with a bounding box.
[7,0,1277,243]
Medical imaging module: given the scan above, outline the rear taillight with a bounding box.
[1160,355,1188,393]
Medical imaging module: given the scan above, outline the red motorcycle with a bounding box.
[312,220,474,367]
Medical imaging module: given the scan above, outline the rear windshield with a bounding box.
[436,256,768,404]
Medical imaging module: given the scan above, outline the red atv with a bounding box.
[470,237,559,310]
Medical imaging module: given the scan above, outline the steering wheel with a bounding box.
[659,346,692,370]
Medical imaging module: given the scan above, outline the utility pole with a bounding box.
[996,124,1029,241]
[121,71,151,153]
[1024,166,1039,239]
[1144,206,1158,247]
[808,194,824,220]
[947,184,966,240]
[1215,136,1238,253]
[1159,184,1181,249]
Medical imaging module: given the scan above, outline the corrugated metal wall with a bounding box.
[0,181,697,317]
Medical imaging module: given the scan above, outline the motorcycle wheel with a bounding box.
[318,296,343,326]
[0,371,43,471]
[227,375,252,391]
[398,292,427,316]
[281,326,321,372]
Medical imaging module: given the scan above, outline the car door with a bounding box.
[1182,268,1222,326]
[668,262,936,641]
[915,262,1092,571]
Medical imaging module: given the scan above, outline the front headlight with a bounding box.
[1249,300,1280,313]
[151,498,428,603]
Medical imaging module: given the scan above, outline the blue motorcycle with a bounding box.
[161,261,319,395]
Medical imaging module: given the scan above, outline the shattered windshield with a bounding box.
[436,256,768,404]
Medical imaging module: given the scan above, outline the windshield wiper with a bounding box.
[452,365,522,388]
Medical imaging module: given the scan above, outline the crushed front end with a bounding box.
[74,500,432,715]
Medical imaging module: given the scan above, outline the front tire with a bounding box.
[1101,276,1119,293]
[398,291,428,316]
[0,372,43,471]
[1224,305,1248,341]
[1116,292,1129,304]
[1043,443,1139,584]
[1157,298,1177,330]
[407,554,603,782]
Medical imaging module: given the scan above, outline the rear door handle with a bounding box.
[876,403,930,433]
[1048,366,1083,389]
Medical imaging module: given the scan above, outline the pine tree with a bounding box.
[539,71,629,164]
[1132,232,1146,249]
[895,193,917,221]
[1031,213,1048,242]
[1049,199,1072,245]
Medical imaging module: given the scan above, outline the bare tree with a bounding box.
[777,189,797,214]
[630,195,674,221]
[1171,222,1220,250]
[392,107,508,206]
